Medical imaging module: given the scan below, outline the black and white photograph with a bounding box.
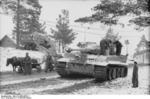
[0,0,150,97]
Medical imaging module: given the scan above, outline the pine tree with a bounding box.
[51,9,76,53]
[138,35,147,47]
[105,28,119,41]
[75,0,150,27]
[0,0,46,48]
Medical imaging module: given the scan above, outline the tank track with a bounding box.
[94,65,128,81]
[56,62,128,81]
[55,62,69,77]
[56,62,94,77]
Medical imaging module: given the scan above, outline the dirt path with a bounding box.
[0,71,58,86]
[0,75,93,95]
[0,66,149,95]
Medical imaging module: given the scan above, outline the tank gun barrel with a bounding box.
[66,47,100,55]
[66,48,90,53]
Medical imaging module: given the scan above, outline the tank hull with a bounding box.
[55,55,128,81]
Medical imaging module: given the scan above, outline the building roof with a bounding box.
[134,38,150,58]
[0,35,16,48]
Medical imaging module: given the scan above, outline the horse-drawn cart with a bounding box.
[6,57,41,74]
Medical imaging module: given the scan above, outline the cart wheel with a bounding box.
[37,65,41,72]
[17,66,23,73]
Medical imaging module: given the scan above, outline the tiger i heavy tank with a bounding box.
[55,44,128,81]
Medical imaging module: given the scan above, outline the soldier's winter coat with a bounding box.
[45,55,54,72]
[132,62,138,88]
[23,56,32,75]
[114,40,122,55]
[100,39,112,55]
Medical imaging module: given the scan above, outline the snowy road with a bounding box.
[0,65,149,95]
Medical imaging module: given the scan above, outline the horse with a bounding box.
[6,57,24,72]
[6,57,41,73]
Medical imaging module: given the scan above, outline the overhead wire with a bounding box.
[40,19,139,37]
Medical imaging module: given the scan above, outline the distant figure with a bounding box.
[100,38,111,55]
[114,40,122,55]
[45,55,54,73]
[109,41,116,55]
[23,53,32,75]
[132,61,138,88]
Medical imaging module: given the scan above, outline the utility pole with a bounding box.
[81,24,90,43]
[84,27,86,42]
[16,0,20,48]
[81,24,86,42]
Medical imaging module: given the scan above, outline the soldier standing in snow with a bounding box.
[132,61,138,88]
[23,53,32,75]
[114,40,122,55]
[45,55,54,73]
[100,38,111,55]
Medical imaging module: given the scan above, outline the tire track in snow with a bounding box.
[15,78,93,95]
[0,75,59,86]
[1,75,94,95]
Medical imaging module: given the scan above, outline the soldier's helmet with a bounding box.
[26,52,29,56]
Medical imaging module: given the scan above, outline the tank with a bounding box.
[55,44,128,81]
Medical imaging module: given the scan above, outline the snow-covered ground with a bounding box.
[0,47,46,72]
[0,47,149,95]
[70,66,150,95]
[0,66,149,95]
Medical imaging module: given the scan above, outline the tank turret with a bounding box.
[66,43,100,55]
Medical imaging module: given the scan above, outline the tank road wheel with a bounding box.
[112,68,117,79]
[107,68,112,81]
[94,66,107,81]
[120,68,124,77]
[117,68,121,77]
[116,68,119,78]
[123,67,128,77]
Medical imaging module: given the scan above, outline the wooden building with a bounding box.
[0,35,16,48]
[133,36,150,65]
